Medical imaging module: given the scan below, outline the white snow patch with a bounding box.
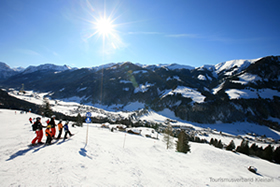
[230,80,249,85]
[215,58,261,75]
[212,82,225,94]
[163,86,205,103]
[120,80,131,84]
[238,73,263,84]
[62,96,85,103]
[198,74,207,81]
[77,87,87,92]
[134,82,154,93]
[123,88,129,91]
[123,102,145,111]
[226,89,280,100]
[132,70,148,74]
[167,76,182,82]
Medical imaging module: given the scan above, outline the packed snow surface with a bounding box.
[1,109,280,187]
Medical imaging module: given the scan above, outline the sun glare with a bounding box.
[81,0,127,57]
[95,17,114,36]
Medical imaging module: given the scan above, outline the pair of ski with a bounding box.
[28,142,47,147]
[28,140,59,147]
[28,134,74,147]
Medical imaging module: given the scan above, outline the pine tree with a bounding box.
[226,140,236,151]
[255,146,264,158]
[210,138,214,145]
[43,98,52,117]
[176,130,190,154]
[217,140,223,149]
[194,136,201,143]
[236,140,249,155]
[76,113,83,127]
[262,145,274,161]
[213,139,218,147]
[273,146,280,164]
[249,143,258,155]
[163,123,173,149]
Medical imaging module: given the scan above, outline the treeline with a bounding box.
[209,138,280,164]
[171,127,280,164]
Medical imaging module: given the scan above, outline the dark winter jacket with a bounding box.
[49,119,56,128]
[64,123,69,132]
[33,121,44,130]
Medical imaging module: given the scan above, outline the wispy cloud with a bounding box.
[165,33,199,38]
[127,30,264,45]
[207,35,268,44]
[127,31,162,35]
[41,45,61,57]
[166,33,266,44]
[17,49,41,56]
[127,31,200,39]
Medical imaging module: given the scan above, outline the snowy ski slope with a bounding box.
[1,109,280,187]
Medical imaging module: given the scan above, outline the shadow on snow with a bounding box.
[6,145,44,161]
[6,139,69,161]
[79,145,92,159]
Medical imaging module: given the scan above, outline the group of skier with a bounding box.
[30,115,73,146]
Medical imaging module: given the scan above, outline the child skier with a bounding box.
[45,125,52,145]
[56,120,63,139]
[31,117,45,145]
[48,115,56,138]
[63,121,73,140]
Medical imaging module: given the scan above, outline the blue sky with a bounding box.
[0,0,279,69]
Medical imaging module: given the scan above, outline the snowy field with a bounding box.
[1,109,280,187]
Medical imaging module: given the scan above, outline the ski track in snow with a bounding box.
[1,109,280,187]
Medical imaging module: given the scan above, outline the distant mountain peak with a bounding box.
[0,62,20,80]
[22,63,72,74]
[0,62,11,70]
[215,58,261,75]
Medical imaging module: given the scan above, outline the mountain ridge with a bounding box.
[1,55,279,126]
[1,56,262,78]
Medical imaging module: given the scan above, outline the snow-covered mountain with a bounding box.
[22,64,73,74]
[0,62,74,79]
[144,63,195,71]
[214,58,261,75]
[0,56,280,126]
[0,62,21,80]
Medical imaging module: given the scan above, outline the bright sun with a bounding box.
[95,17,114,36]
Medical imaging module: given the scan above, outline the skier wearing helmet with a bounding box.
[48,115,56,138]
[45,125,52,145]
[63,121,73,139]
[31,117,45,145]
[56,120,63,139]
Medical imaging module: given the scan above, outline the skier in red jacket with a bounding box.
[31,117,45,145]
